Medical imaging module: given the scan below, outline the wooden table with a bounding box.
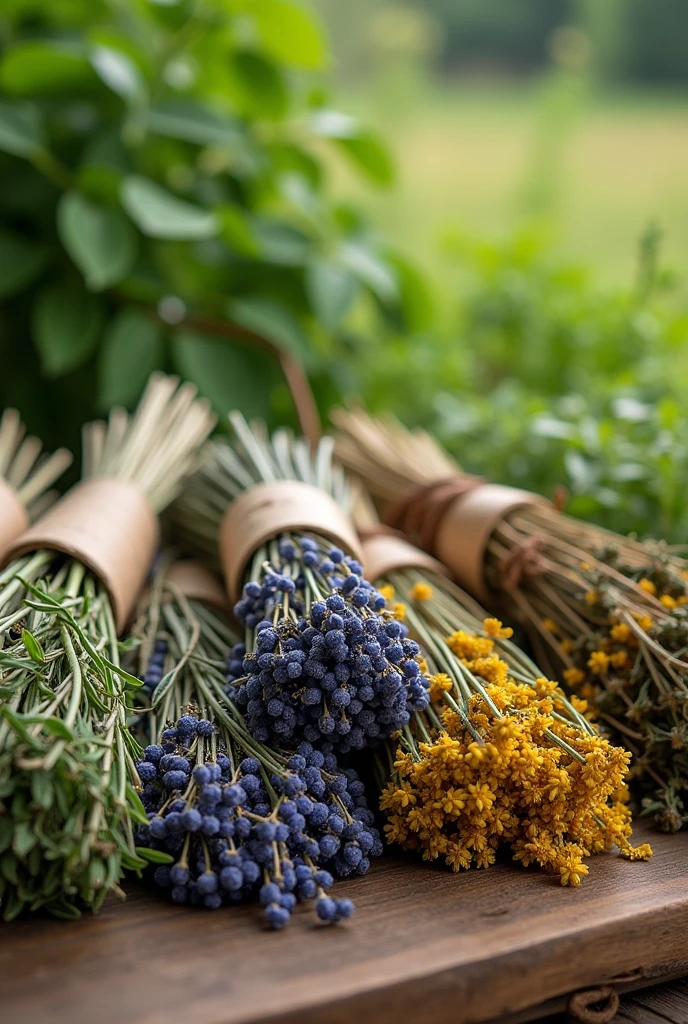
[2,821,687,1024]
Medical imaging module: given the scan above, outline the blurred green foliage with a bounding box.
[2,0,688,545]
[0,0,420,458]
[404,227,688,542]
[317,0,688,86]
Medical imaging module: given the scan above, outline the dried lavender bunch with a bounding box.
[0,376,214,919]
[172,414,430,754]
[333,408,688,831]
[131,567,382,927]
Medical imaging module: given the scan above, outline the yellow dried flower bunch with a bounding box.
[539,560,688,832]
[374,570,651,884]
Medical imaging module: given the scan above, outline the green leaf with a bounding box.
[40,718,75,741]
[12,821,36,858]
[0,41,96,96]
[20,628,44,665]
[89,45,144,100]
[335,133,395,187]
[57,192,137,291]
[1,852,18,886]
[253,218,311,266]
[306,258,358,331]
[126,784,150,826]
[97,309,163,408]
[0,230,47,299]
[44,899,81,920]
[30,772,53,811]
[389,253,434,332]
[146,101,242,147]
[0,101,44,158]
[232,297,309,357]
[33,285,104,377]
[134,847,174,865]
[253,1,328,70]
[120,850,148,871]
[339,242,398,302]
[120,175,218,240]
[218,204,258,256]
[77,129,130,204]
[172,330,276,419]
[2,890,22,922]
[309,110,395,185]
[227,50,287,121]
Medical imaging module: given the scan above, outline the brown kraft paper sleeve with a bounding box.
[221,480,364,602]
[165,561,231,615]
[434,484,548,605]
[5,478,159,633]
[0,479,29,559]
[360,531,448,584]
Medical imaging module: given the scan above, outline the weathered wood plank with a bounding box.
[617,978,688,1024]
[0,821,686,1024]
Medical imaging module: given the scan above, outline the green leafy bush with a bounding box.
[431,229,688,541]
[0,0,423,455]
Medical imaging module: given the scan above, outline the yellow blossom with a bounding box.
[588,650,610,675]
[610,623,631,644]
[483,617,514,639]
[564,667,586,687]
[379,584,394,601]
[660,594,677,609]
[393,602,406,621]
[621,843,653,862]
[428,672,453,703]
[446,630,494,660]
[638,578,657,595]
[542,618,558,634]
[410,582,433,602]
[585,590,598,606]
[632,613,653,632]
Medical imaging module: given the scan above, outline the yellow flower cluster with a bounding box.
[410,581,433,602]
[381,637,651,884]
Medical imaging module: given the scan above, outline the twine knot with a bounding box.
[498,537,544,590]
[383,476,484,553]
[567,985,620,1023]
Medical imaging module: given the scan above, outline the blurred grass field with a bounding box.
[330,80,688,298]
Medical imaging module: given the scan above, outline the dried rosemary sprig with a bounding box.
[0,375,215,919]
[334,409,688,830]
[371,566,651,883]
[128,562,381,927]
[171,414,430,754]
[0,408,72,523]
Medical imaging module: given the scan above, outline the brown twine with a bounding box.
[498,536,545,591]
[567,985,620,1023]
[383,476,484,552]
[553,484,569,512]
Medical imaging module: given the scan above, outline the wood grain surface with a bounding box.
[615,977,688,1023]
[1,821,687,1024]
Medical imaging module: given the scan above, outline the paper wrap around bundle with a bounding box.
[360,529,448,584]
[0,479,29,559]
[434,483,548,604]
[220,480,364,602]
[5,478,159,632]
[164,561,231,615]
